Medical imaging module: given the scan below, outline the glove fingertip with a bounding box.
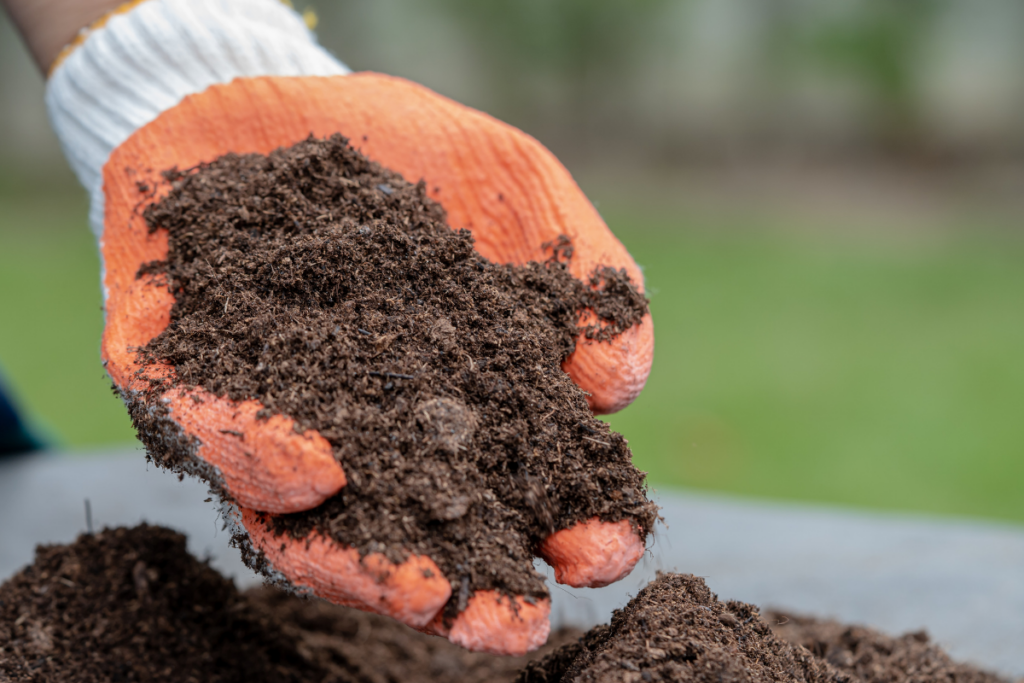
[539,517,645,589]
[562,313,654,415]
[238,506,452,629]
[446,591,551,656]
[167,392,346,513]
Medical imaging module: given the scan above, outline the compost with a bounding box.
[0,525,576,683]
[0,527,1008,683]
[516,573,1011,683]
[766,609,1005,683]
[131,134,657,609]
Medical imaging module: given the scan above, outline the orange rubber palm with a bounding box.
[103,73,654,655]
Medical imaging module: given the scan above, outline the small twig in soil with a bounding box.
[583,436,611,447]
[84,499,93,535]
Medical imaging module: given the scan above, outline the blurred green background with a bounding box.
[2,0,1023,523]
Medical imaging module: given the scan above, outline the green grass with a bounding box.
[0,190,137,447]
[2,187,1023,524]
[602,207,1024,524]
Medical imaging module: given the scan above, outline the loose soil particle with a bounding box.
[132,134,658,610]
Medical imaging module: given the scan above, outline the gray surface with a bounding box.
[541,494,1024,678]
[0,449,255,586]
[2,449,1022,677]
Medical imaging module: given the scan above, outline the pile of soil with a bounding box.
[517,573,838,683]
[1,526,1008,683]
[0,525,577,683]
[517,574,1012,683]
[0,525,320,682]
[248,586,581,683]
[131,134,658,609]
[767,610,1006,683]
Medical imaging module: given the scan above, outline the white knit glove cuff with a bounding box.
[45,0,350,237]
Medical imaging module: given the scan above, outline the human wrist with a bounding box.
[1,0,125,71]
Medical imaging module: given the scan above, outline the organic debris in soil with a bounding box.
[0,525,578,683]
[515,574,1012,683]
[133,134,657,608]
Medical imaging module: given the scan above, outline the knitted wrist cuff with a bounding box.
[45,0,349,236]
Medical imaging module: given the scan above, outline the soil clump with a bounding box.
[132,134,657,609]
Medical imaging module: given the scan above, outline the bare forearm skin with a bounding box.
[1,0,124,71]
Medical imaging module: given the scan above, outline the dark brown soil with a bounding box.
[515,574,1012,683]
[131,134,657,610]
[0,525,319,682]
[0,525,578,683]
[2,527,1007,683]
[516,573,840,683]
[767,610,1008,683]
[246,586,582,683]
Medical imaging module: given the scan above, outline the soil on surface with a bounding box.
[767,610,1009,683]
[516,573,1011,683]
[1,527,1008,683]
[516,573,840,683]
[0,525,578,683]
[247,585,582,683]
[132,134,657,609]
[0,524,320,682]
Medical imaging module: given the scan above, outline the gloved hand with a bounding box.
[35,0,654,656]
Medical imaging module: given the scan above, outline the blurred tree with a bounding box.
[308,0,1024,164]
[433,0,672,154]
[772,0,940,156]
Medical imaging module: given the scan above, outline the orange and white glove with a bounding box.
[44,0,654,655]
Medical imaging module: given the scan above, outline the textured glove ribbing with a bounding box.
[45,0,348,237]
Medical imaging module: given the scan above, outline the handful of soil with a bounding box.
[1,526,1009,683]
[130,134,658,609]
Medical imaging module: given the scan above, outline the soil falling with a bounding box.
[131,135,658,609]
